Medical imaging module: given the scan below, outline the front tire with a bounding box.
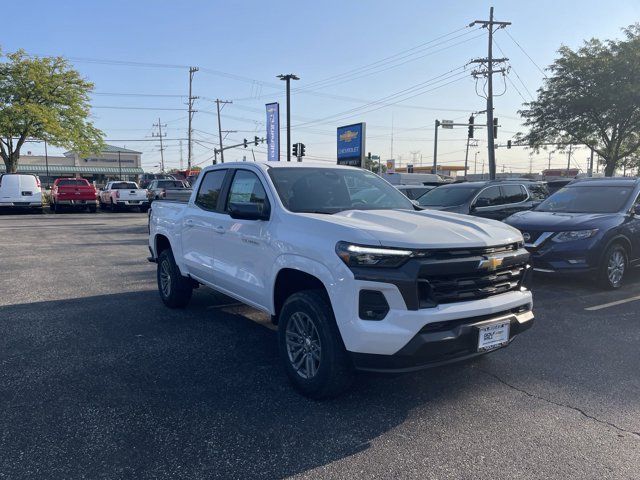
[598,243,627,289]
[157,249,193,308]
[277,290,354,399]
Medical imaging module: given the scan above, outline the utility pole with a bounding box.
[44,139,50,188]
[566,144,573,175]
[118,150,122,180]
[470,7,511,180]
[432,119,440,174]
[548,151,552,171]
[187,66,199,170]
[589,147,594,177]
[277,74,300,162]
[474,151,480,175]
[179,140,184,170]
[152,118,167,173]
[215,99,233,163]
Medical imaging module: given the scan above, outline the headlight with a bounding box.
[552,229,599,243]
[336,242,413,268]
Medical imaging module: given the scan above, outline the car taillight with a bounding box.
[161,189,166,197]
[36,177,41,188]
[115,190,120,198]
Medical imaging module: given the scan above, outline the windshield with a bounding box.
[267,167,414,214]
[417,185,478,206]
[112,182,138,189]
[536,185,634,213]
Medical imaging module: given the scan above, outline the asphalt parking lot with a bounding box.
[1,211,639,479]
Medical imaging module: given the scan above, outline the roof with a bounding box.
[64,144,142,155]
[569,177,639,187]
[0,164,144,175]
[205,161,358,172]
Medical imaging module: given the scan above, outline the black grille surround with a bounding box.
[351,243,531,310]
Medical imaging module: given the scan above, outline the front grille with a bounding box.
[417,245,530,307]
[522,231,544,243]
[421,266,526,305]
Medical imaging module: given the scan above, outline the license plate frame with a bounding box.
[476,319,511,352]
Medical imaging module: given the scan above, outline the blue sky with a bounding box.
[4,0,639,173]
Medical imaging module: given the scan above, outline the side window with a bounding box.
[195,169,227,211]
[226,170,268,211]
[502,185,528,204]
[528,183,549,201]
[475,186,503,207]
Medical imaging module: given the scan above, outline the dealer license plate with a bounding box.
[477,320,510,352]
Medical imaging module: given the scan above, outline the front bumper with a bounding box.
[351,307,534,372]
[526,237,601,275]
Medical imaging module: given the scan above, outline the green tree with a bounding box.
[518,25,640,176]
[364,157,386,173]
[0,50,104,173]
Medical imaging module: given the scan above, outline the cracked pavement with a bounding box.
[1,212,639,479]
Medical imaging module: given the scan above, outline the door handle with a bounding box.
[185,219,195,227]
[214,225,225,234]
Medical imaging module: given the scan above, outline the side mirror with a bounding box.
[229,202,269,221]
[634,204,640,215]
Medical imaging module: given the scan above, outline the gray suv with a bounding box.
[417,180,549,221]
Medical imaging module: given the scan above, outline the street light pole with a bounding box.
[432,119,440,174]
[44,139,50,188]
[118,151,122,180]
[277,74,299,162]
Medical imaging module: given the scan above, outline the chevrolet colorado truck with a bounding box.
[148,162,534,398]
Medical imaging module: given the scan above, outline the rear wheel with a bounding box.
[157,249,193,308]
[277,290,354,399]
[598,243,627,289]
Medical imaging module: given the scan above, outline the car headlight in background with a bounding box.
[551,229,599,243]
[336,242,413,268]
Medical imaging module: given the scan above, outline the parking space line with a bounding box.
[584,294,640,311]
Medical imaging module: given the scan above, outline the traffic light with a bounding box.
[243,138,248,148]
[254,136,260,146]
[292,143,298,157]
[407,164,414,173]
[468,115,474,139]
[299,143,305,157]
[493,118,498,139]
[507,140,512,149]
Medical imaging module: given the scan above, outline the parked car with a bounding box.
[505,177,640,289]
[49,178,97,213]
[147,179,192,202]
[98,181,149,212]
[546,178,574,195]
[417,179,549,220]
[139,173,176,189]
[0,174,42,212]
[148,162,533,398]
[395,184,436,200]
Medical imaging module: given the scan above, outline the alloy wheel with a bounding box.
[285,311,322,379]
[607,250,625,286]
[160,260,172,297]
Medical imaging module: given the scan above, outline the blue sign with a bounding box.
[337,122,366,167]
[266,103,280,162]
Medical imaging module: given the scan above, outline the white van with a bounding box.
[0,174,43,211]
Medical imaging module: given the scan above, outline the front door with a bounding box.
[472,185,506,220]
[212,169,273,310]
[181,169,228,282]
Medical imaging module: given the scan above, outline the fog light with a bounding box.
[359,290,389,321]
[567,259,586,264]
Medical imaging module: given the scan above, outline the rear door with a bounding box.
[0,175,21,202]
[499,184,530,218]
[181,169,229,282]
[471,185,506,219]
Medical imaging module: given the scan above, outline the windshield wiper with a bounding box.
[294,209,334,215]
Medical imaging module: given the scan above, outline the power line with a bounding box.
[503,30,547,78]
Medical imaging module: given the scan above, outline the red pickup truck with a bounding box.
[50,178,98,213]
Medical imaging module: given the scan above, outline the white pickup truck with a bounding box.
[148,162,534,398]
[99,181,149,212]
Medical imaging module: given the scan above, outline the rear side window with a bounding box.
[225,170,268,211]
[528,183,549,201]
[475,186,503,207]
[157,180,186,188]
[501,185,528,203]
[196,170,227,211]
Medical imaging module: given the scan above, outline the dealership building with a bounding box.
[0,145,144,186]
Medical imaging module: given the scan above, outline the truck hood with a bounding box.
[505,210,620,231]
[308,209,523,249]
